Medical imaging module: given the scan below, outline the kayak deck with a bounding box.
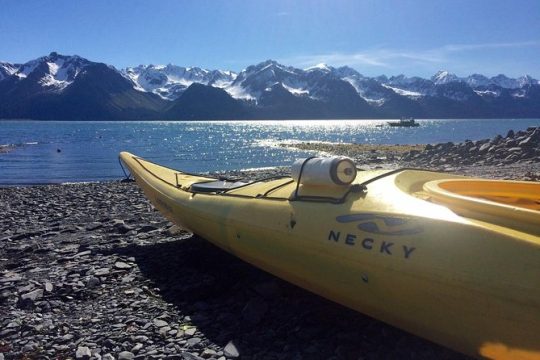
[126,154,391,202]
[125,154,540,235]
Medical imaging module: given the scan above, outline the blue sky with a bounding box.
[1,0,539,78]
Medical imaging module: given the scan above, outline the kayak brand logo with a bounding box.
[336,214,423,236]
[327,213,421,259]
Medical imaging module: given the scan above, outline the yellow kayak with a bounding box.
[119,151,540,359]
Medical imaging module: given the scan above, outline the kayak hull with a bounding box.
[120,152,540,359]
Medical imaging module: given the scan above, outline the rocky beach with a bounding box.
[2,127,540,360]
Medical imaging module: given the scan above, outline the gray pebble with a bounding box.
[76,346,92,359]
[21,288,44,301]
[153,318,168,328]
[114,261,132,270]
[223,341,239,358]
[118,351,135,360]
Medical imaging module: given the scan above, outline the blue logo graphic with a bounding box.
[336,214,423,236]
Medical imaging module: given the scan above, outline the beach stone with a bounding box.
[0,289,12,301]
[132,335,149,343]
[159,326,172,336]
[0,328,17,337]
[138,224,158,233]
[114,261,132,270]
[153,318,168,328]
[181,353,205,360]
[200,349,218,358]
[186,337,202,347]
[22,341,38,352]
[166,225,186,236]
[131,343,143,353]
[118,351,135,360]
[75,250,92,257]
[114,221,134,234]
[18,288,44,308]
[86,222,103,231]
[94,268,110,276]
[76,346,92,359]
[184,327,197,336]
[223,341,239,358]
[86,276,101,288]
[60,333,75,343]
[520,135,539,147]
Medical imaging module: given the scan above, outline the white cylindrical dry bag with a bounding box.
[291,157,357,186]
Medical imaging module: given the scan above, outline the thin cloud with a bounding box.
[275,11,290,17]
[283,40,540,70]
[281,50,439,69]
[442,40,540,52]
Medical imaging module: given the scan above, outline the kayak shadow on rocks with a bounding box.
[110,236,469,360]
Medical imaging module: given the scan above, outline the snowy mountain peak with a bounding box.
[122,63,237,100]
[228,60,306,102]
[305,63,333,72]
[465,74,490,87]
[241,60,298,76]
[517,75,538,87]
[0,61,19,81]
[6,52,92,91]
[431,70,460,85]
[333,66,362,78]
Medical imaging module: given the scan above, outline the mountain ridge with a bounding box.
[1,52,539,120]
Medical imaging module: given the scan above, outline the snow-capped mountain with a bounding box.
[463,73,538,89]
[122,64,236,100]
[0,62,19,81]
[118,58,540,108]
[0,52,166,120]
[431,70,460,85]
[1,52,539,120]
[6,52,93,91]
[465,74,491,88]
[224,60,306,102]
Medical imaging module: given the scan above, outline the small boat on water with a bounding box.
[388,117,420,127]
[119,152,540,359]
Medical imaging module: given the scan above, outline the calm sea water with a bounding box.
[1,119,540,185]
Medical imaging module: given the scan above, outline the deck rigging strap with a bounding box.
[292,156,316,200]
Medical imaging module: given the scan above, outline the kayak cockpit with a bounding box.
[424,179,540,211]
[423,178,540,235]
